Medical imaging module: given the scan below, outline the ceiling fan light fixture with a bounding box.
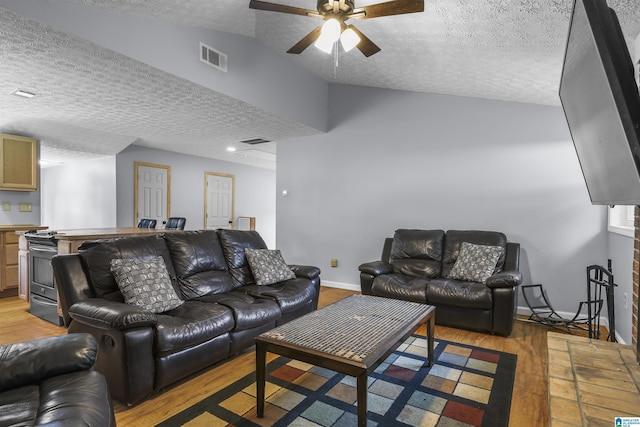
[314,18,341,53]
[321,19,341,43]
[340,27,360,52]
[314,35,335,54]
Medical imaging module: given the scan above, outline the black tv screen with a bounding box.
[559,0,640,205]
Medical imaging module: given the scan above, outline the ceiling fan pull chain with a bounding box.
[333,41,339,79]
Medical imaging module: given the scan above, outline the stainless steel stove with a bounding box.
[24,230,63,326]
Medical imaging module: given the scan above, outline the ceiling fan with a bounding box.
[249,0,424,57]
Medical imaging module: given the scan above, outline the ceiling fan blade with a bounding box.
[348,26,381,57]
[351,0,424,20]
[249,0,316,17]
[287,26,323,54]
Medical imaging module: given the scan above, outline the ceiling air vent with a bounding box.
[200,42,227,72]
[240,137,272,145]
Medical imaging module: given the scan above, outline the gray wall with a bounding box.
[0,190,40,225]
[277,84,609,316]
[41,156,117,229]
[116,145,276,247]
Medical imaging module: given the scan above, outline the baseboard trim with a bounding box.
[321,280,361,292]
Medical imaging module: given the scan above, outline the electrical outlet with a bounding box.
[331,259,338,268]
[1,202,10,211]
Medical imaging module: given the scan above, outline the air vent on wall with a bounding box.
[240,137,272,145]
[200,42,227,72]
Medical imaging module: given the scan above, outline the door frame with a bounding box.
[134,161,171,226]
[204,171,235,229]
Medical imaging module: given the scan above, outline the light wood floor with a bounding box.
[1,288,557,426]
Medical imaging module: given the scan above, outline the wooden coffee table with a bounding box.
[255,294,435,427]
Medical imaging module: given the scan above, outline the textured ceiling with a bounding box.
[1,0,639,168]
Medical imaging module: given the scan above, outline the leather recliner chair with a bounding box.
[0,333,116,426]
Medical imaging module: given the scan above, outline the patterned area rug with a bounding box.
[157,335,516,427]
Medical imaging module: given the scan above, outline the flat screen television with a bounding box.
[559,0,640,205]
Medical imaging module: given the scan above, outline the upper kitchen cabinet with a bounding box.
[0,134,38,191]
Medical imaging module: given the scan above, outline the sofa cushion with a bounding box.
[243,278,317,314]
[218,230,268,287]
[447,242,503,283]
[425,278,493,309]
[371,274,428,303]
[164,230,235,299]
[442,230,507,277]
[80,234,177,301]
[154,301,234,355]
[197,291,282,331]
[390,229,444,278]
[244,249,295,286]
[111,257,184,313]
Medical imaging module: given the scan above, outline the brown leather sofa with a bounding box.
[358,229,522,336]
[52,229,320,406]
[0,333,115,426]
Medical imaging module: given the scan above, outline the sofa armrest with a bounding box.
[358,261,393,276]
[69,299,157,330]
[0,334,97,392]
[289,265,321,280]
[486,271,523,288]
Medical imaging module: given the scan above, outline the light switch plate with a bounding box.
[18,202,32,212]
[2,202,10,211]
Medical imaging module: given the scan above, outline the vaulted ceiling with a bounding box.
[1,0,639,169]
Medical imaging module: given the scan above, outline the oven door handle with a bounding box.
[30,294,57,307]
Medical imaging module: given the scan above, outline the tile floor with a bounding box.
[547,332,640,426]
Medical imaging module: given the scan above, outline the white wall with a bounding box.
[115,145,276,247]
[607,231,634,343]
[40,156,117,229]
[277,84,608,315]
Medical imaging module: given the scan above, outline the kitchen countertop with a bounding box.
[51,227,171,240]
[0,224,48,232]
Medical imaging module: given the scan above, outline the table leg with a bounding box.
[256,343,266,418]
[356,373,367,427]
[427,314,435,367]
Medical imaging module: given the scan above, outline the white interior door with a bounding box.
[135,162,169,226]
[205,172,234,229]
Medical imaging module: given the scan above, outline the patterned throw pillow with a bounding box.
[244,249,296,286]
[448,242,504,283]
[111,256,184,313]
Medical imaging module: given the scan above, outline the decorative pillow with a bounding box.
[110,256,184,313]
[244,248,296,286]
[447,242,504,283]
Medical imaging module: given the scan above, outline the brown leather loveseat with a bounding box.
[358,229,522,336]
[52,229,320,406]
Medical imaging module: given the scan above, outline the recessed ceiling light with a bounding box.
[11,89,36,98]
[226,146,237,152]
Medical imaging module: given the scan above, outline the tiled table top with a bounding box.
[547,332,640,426]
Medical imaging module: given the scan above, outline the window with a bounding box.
[608,205,635,237]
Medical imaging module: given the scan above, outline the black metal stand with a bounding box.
[521,264,617,341]
[587,264,617,342]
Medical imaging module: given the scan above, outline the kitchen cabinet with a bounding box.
[0,134,38,191]
[0,225,46,298]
